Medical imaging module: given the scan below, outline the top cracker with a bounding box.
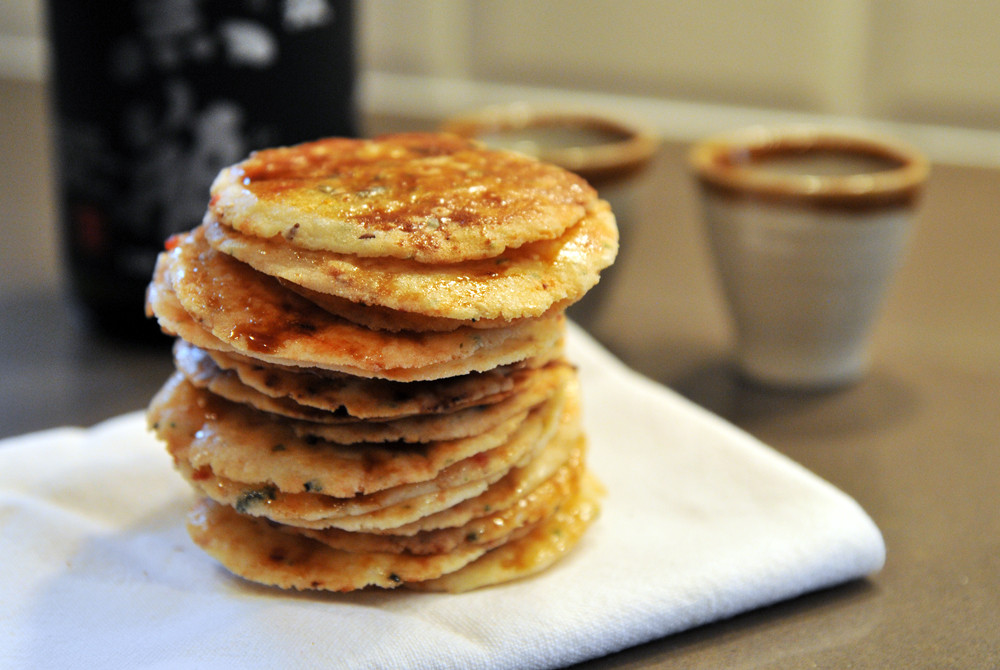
[209,133,599,264]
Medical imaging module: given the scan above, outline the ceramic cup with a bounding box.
[689,125,929,389]
[443,103,658,325]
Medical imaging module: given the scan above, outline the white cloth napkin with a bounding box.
[0,324,884,669]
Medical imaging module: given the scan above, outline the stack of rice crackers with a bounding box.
[146,133,618,592]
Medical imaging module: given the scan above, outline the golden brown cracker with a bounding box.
[203,199,617,321]
[208,133,598,263]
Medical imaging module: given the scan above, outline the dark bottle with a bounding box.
[46,0,357,342]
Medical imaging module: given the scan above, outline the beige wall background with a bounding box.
[361,0,1000,131]
[3,0,1000,298]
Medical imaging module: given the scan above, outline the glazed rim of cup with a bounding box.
[689,125,930,205]
[442,103,659,179]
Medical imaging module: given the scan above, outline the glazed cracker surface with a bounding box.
[145,132,613,592]
[203,200,618,321]
[208,133,598,263]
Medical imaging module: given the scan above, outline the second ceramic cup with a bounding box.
[690,125,929,389]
